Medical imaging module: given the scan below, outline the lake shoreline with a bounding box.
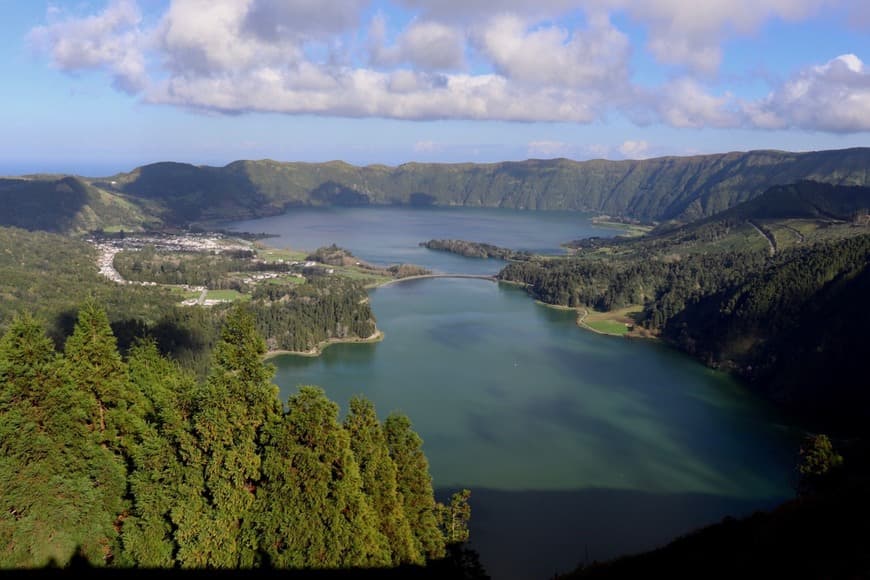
[264,329,384,359]
[534,300,658,340]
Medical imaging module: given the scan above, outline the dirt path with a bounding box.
[748,220,776,256]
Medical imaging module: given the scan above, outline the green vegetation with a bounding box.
[798,434,845,496]
[306,244,431,281]
[420,239,533,261]
[248,275,378,352]
[583,318,631,336]
[255,245,308,263]
[113,245,288,290]
[3,156,870,577]
[0,227,382,378]
[500,181,870,432]
[0,176,158,234]
[560,435,866,580]
[590,216,654,238]
[579,306,643,337]
[99,149,870,227]
[5,149,869,235]
[205,289,248,301]
[0,302,480,575]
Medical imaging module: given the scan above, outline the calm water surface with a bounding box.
[228,208,800,580]
[228,205,615,274]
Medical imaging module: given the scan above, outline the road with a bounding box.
[748,220,776,256]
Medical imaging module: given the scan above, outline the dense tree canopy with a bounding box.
[0,302,471,573]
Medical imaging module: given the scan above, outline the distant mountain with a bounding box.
[92,148,870,227]
[708,180,870,222]
[0,176,159,234]
[2,148,870,234]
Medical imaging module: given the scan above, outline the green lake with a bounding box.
[230,207,801,580]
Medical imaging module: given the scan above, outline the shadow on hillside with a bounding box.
[121,163,261,224]
[0,177,89,232]
[442,486,789,580]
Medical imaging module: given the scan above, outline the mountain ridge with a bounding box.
[94,146,870,223]
[2,147,869,234]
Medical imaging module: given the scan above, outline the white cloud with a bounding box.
[26,0,870,133]
[370,16,466,70]
[399,0,831,74]
[395,0,579,23]
[653,78,740,128]
[28,0,146,93]
[398,21,466,70]
[744,54,870,131]
[618,140,650,158]
[242,0,371,41]
[610,0,829,73]
[148,68,602,122]
[475,12,630,89]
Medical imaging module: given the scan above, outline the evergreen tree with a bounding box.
[62,298,143,447]
[0,313,66,567]
[60,301,145,565]
[439,489,472,545]
[174,305,280,568]
[344,396,422,565]
[0,310,129,566]
[254,386,390,569]
[0,301,457,570]
[384,413,446,560]
[797,434,845,496]
[0,311,56,407]
[121,339,198,568]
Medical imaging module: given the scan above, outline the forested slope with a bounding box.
[3,148,868,234]
[0,177,159,234]
[0,227,379,376]
[498,182,870,432]
[0,304,478,574]
[99,148,870,226]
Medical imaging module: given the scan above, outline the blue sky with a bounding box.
[2,0,869,176]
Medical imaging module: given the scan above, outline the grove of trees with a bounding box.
[0,301,472,572]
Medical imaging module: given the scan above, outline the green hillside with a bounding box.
[2,148,869,234]
[0,176,159,234]
[498,181,870,432]
[91,148,870,227]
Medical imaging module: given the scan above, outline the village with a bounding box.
[88,231,328,306]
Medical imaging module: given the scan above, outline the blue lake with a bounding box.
[229,207,801,580]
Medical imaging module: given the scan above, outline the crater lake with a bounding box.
[228,207,800,580]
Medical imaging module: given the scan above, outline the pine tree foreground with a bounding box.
[0,303,486,579]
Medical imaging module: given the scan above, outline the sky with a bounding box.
[2,0,870,176]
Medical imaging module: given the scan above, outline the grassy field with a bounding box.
[592,220,654,238]
[254,246,309,263]
[333,266,394,286]
[581,305,644,336]
[206,289,249,302]
[268,275,306,285]
[165,286,202,299]
[584,319,632,335]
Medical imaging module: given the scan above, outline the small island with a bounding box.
[420,239,533,260]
